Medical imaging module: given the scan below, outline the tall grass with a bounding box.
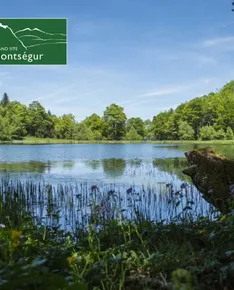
[0,176,216,231]
[1,176,234,289]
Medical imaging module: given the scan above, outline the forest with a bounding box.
[1,80,234,141]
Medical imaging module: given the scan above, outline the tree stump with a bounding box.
[182,148,234,213]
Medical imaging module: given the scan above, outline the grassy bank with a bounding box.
[1,136,234,145]
[1,208,234,290]
[2,137,144,144]
[0,178,234,289]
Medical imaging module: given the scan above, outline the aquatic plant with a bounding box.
[0,176,215,230]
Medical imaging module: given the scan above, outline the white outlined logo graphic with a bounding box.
[0,18,67,65]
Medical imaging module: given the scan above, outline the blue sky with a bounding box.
[0,0,234,121]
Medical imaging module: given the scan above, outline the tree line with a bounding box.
[151,81,234,141]
[1,80,234,141]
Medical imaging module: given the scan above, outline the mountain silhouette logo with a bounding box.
[0,18,67,65]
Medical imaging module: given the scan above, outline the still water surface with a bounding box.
[0,143,233,185]
[1,143,233,228]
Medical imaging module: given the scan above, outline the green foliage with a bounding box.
[172,268,192,290]
[8,101,28,137]
[143,119,153,140]
[1,177,234,289]
[179,98,204,139]
[127,117,145,138]
[1,92,10,107]
[84,113,105,137]
[75,123,94,140]
[1,201,234,289]
[0,94,153,141]
[152,110,174,140]
[215,128,226,140]
[103,104,127,140]
[0,95,27,140]
[151,81,234,140]
[92,130,102,140]
[1,80,234,141]
[226,126,234,140]
[178,121,195,140]
[26,101,54,138]
[125,127,143,141]
[0,116,14,140]
[54,114,76,139]
[199,126,216,140]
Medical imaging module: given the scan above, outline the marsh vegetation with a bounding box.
[0,176,234,290]
[0,143,234,289]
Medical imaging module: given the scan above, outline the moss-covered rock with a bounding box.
[182,147,234,213]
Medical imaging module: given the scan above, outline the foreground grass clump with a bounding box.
[1,212,234,290]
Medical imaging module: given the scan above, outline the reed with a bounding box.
[0,176,216,231]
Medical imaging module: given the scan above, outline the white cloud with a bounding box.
[202,36,234,47]
[137,85,191,99]
[53,89,104,104]
[27,84,78,103]
[193,54,216,64]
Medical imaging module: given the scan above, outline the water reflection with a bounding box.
[0,161,51,173]
[0,157,190,186]
[61,161,75,169]
[0,143,233,186]
[0,160,75,174]
[1,143,232,228]
[84,160,101,170]
[127,158,142,167]
[153,158,190,182]
[101,158,126,178]
[0,176,216,231]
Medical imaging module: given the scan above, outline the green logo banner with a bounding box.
[0,18,67,65]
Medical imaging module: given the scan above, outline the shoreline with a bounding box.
[0,137,234,145]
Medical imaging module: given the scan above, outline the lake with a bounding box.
[1,143,233,229]
[1,143,234,182]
